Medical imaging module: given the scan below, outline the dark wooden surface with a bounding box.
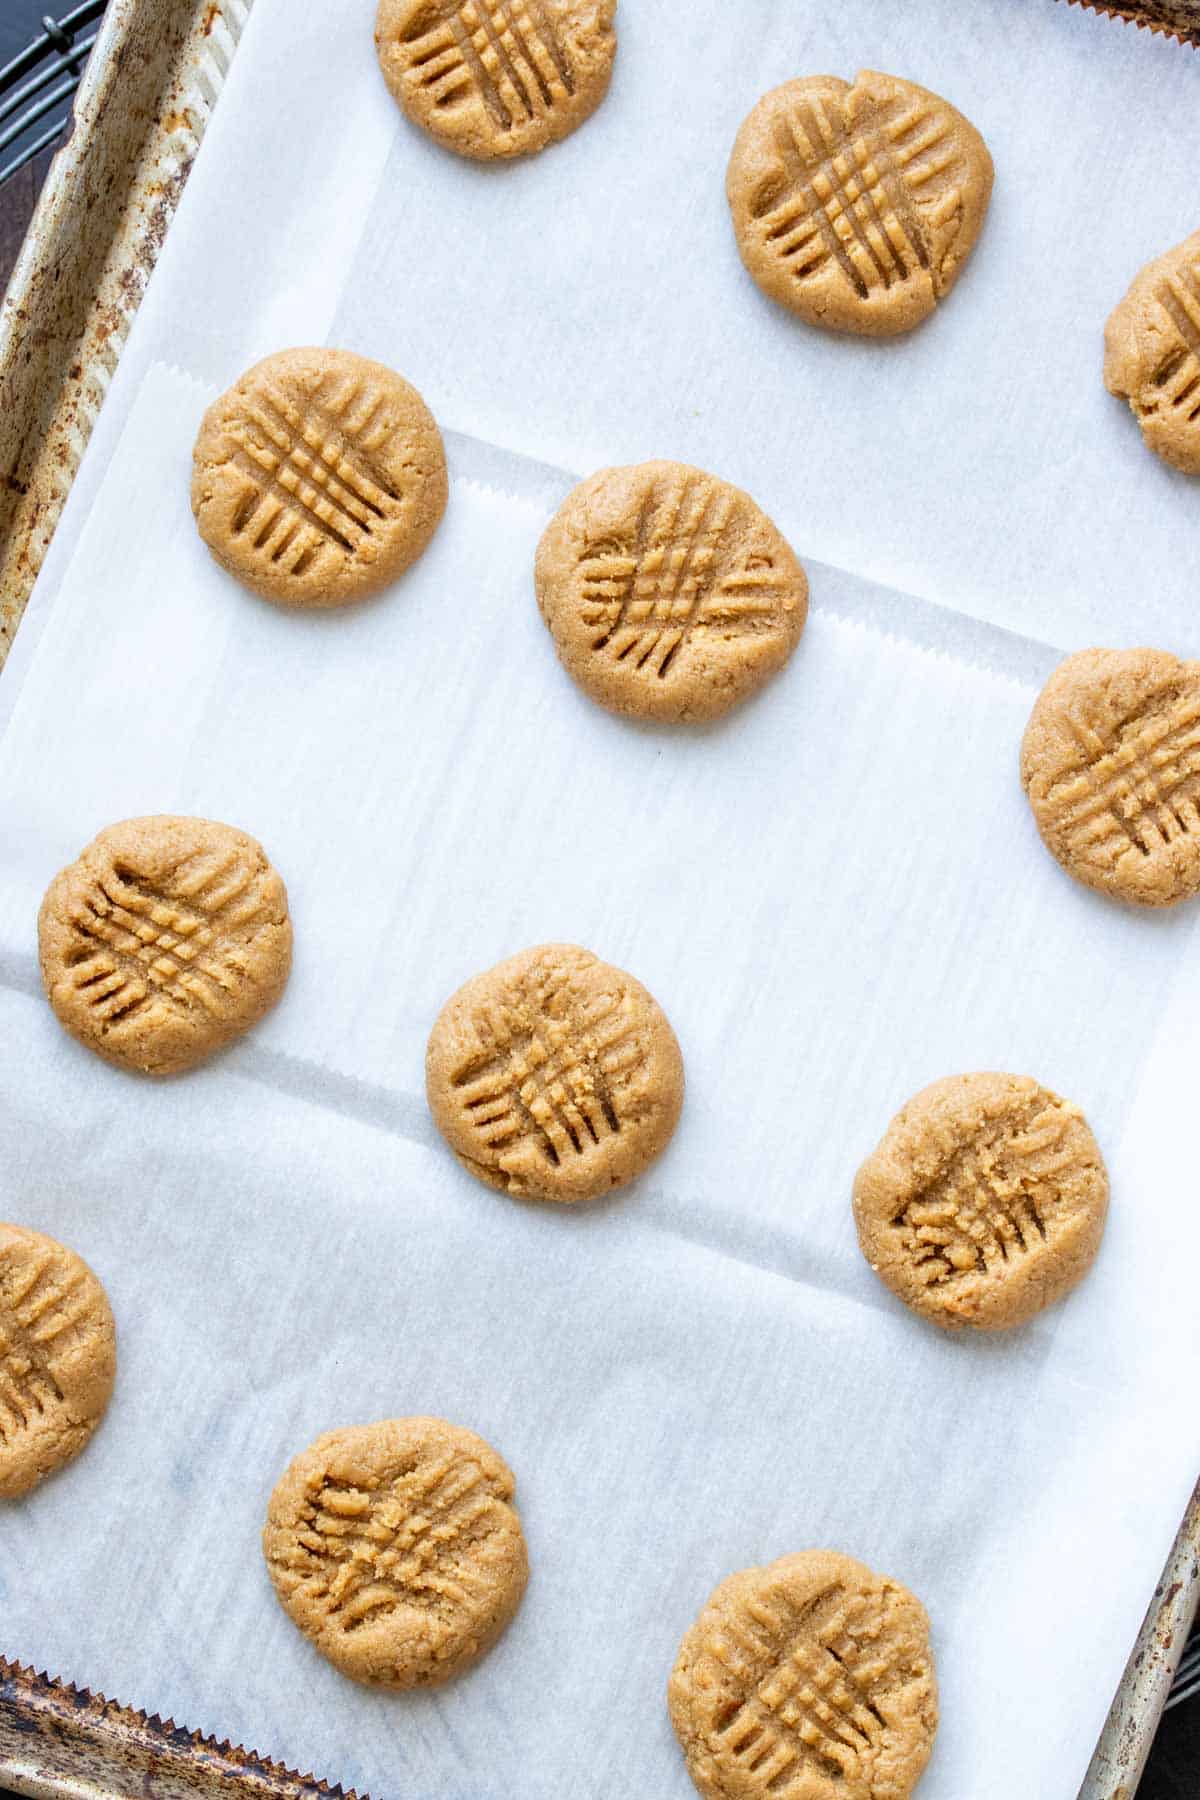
[0,3,1197,1796]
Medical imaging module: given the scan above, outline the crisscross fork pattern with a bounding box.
[401,0,575,130]
[579,473,788,680]
[0,1244,91,1447]
[897,1104,1076,1287]
[754,91,964,300]
[65,847,271,1027]
[452,984,644,1167]
[709,1586,901,1789]
[291,1455,499,1626]
[228,375,401,576]
[1151,258,1200,423]
[1046,695,1200,866]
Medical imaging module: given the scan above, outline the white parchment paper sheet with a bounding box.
[1,3,1199,1798]
[10,0,1200,677]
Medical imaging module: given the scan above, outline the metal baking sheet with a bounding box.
[0,0,250,662]
[0,1657,365,1800]
[1069,0,1200,40]
[0,2,1196,1796]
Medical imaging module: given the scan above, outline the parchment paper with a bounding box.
[1,4,1199,1798]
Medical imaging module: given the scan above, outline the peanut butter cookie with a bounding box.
[375,0,616,162]
[0,1225,116,1500]
[263,1417,528,1688]
[1105,230,1200,475]
[669,1550,938,1800]
[426,942,684,1202]
[535,462,808,723]
[192,347,447,608]
[1022,647,1200,907]
[853,1073,1108,1332]
[726,71,993,336]
[39,816,292,1075]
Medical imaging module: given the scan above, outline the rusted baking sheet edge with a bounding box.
[1081,1479,1200,1799]
[1064,0,1200,40]
[0,1659,365,1800]
[0,0,255,665]
[0,0,1196,1793]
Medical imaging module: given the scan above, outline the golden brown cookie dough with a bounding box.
[1022,647,1200,908]
[39,816,292,1076]
[375,0,616,161]
[263,1417,528,1687]
[426,942,684,1202]
[192,347,447,608]
[853,1073,1108,1332]
[1104,231,1200,475]
[668,1550,938,1800]
[535,461,808,723]
[0,1225,116,1500]
[726,70,993,336]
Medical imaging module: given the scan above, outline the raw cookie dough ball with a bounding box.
[0,1224,116,1500]
[853,1073,1108,1331]
[536,461,807,723]
[426,942,684,1202]
[1104,230,1200,475]
[39,815,292,1075]
[726,70,993,336]
[263,1417,528,1687]
[669,1549,938,1800]
[1022,647,1200,907]
[192,347,446,608]
[376,0,617,161]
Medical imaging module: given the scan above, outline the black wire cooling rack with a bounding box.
[0,3,106,188]
[1172,1631,1200,1712]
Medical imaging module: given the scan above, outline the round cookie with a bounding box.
[0,1224,116,1500]
[535,462,808,723]
[726,70,993,337]
[853,1073,1108,1332]
[1021,647,1200,908]
[375,0,616,162]
[668,1550,938,1800]
[262,1417,528,1687]
[192,347,447,608]
[1104,230,1200,475]
[39,816,292,1076]
[426,942,684,1202]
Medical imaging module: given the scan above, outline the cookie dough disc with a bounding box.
[376,0,617,161]
[1104,230,1200,475]
[669,1550,938,1800]
[426,943,684,1202]
[1022,647,1200,907]
[0,1225,116,1500]
[535,461,808,723]
[263,1417,529,1688]
[726,70,993,336]
[853,1073,1108,1331]
[39,816,292,1075]
[192,347,447,608]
